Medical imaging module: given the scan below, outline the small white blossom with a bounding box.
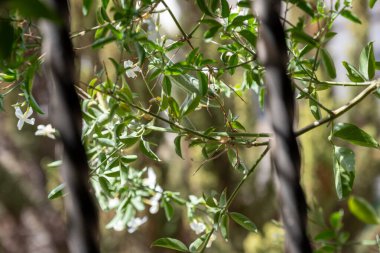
[108,198,120,209]
[149,185,163,214]
[124,60,141,78]
[190,220,206,235]
[15,106,35,130]
[35,124,56,139]
[143,167,157,189]
[113,220,125,231]
[127,216,148,233]
[206,232,217,248]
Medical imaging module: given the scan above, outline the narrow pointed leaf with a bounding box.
[321,49,336,79]
[152,238,189,252]
[48,183,65,199]
[229,212,257,232]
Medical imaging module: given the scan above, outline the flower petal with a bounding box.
[25,107,34,118]
[17,120,24,130]
[15,107,23,119]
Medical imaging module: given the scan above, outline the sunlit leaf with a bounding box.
[140,139,161,161]
[341,10,362,24]
[348,196,380,224]
[48,183,65,199]
[359,42,376,80]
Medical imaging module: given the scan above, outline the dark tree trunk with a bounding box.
[39,1,100,253]
[255,1,312,252]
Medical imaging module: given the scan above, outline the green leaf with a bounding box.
[98,138,115,147]
[220,0,230,18]
[321,49,336,79]
[229,212,257,232]
[348,196,380,224]
[332,123,380,148]
[82,0,93,16]
[227,148,238,168]
[291,30,318,46]
[332,146,355,199]
[196,0,213,16]
[369,0,378,8]
[238,29,257,47]
[329,210,344,231]
[181,93,201,116]
[342,61,366,82]
[48,183,65,199]
[341,10,362,24]
[28,94,45,114]
[309,91,322,120]
[204,26,221,40]
[163,199,174,221]
[92,36,116,48]
[359,42,376,80]
[120,155,138,163]
[174,136,183,159]
[151,238,189,252]
[198,72,208,96]
[47,160,62,168]
[163,76,172,95]
[221,213,229,241]
[140,139,161,161]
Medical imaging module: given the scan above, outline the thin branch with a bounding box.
[295,80,379,136]
[161,0,194,49]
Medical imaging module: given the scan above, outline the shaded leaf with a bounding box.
[333,123,379,148]
[163,76,172,95]
[229,212,257,232]
[174,135,183,159]
[333,146,355,199]
[220,0,230,18]
[321,49,336,79]
[152,238,188,252]
[163,199,174,221]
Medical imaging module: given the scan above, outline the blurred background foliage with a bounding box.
[0,0,379,252]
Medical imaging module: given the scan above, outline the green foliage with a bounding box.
[1,0,379,251]
[348,196,380,224]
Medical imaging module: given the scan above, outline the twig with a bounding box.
[296,80,379,136]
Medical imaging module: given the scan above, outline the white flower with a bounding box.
[113,220,125,231]
[15,106,35,130]
[35,124,56,139]
[206,232,217,248]
[108,198,120,209]
[124,60,141,78]
[190,220,206,235]
[143,167,157,189]
[149,185,163,214]
[127,216,148,233]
